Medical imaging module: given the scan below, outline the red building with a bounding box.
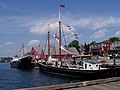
[90,41,112,56]
[30,45,79,62]
[102,41,112,55]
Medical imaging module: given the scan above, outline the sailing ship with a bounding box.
[10,43,35,69]
[38,5,110,79]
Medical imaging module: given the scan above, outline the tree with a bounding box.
[84,42,90,54]
[89,41,96,45]
[109,37,120,42]
[68,40,80,53]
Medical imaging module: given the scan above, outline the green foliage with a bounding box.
[89,41,96,45]
[68,40,79,47]
[109,37,120,42]
[68,40,80,53]
[84,42,90,54]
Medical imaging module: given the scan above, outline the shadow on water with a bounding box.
[38,69,105,83]
[40,73,83,84]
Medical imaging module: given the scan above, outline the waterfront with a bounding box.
[1,62,120,90]
[0,63,74,90]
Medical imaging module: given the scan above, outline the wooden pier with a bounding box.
[18,77,120,90]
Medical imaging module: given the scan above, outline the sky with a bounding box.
[1,0,120,57]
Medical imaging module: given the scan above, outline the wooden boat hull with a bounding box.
[10,56,35,69]
[39,63,110,79]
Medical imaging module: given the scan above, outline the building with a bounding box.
[30,45,79,62]
[90,41,112,56]
[110,41,120,53]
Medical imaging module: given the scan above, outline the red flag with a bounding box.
[67,25,71,27]
[60,4,65,8]
[75,36,79,39]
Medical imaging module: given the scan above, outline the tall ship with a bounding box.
[38,4,110,79]
[10,43,35,69]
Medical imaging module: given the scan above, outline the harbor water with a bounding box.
[0,63,75,90]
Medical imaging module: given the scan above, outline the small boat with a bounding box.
[10,44,35,69]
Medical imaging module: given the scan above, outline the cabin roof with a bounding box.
[84,61,100,64]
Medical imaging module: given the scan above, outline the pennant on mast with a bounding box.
[67,25,79,39]
[60,4,65,8]
[53,34,63,45]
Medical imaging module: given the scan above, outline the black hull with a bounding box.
[101,64,120,77]
[10,56,35,69]
[39,63,110,79]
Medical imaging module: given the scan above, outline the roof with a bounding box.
[31,46,79,55]
[90,41,112,46]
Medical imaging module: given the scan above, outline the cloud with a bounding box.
[74,16,120,30]
[1,11,120,40]
[115,31,120,37]
[0,41,13,48]
[28,40,40,46]
[91,29,107,39]
[30,15,120,40]
[0,49,15,57]
[4,41,13,46]
[30,21,58,35]
[4,50,13,53]
[0,15,42,35]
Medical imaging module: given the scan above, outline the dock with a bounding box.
[18,77,120,90]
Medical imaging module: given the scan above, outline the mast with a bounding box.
[48,31,50,56]
[59,9,62,60]
[20,43,24,57]
[59,20,62,60]
[22,43,24,55]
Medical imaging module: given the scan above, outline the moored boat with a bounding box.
[10,44,35,69]
[39,58,110,79]
[38,4,111,79]
[10,55,35,69]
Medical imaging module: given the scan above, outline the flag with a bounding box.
[69,27,72,30]
[75,36,79,39]
[66,25,79,39]
[71,31,76,35]
[53,34,60,42]
[67,25,71,27]
[53,34,63,45]
[60,4,65,8]
[67,25,72,30]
